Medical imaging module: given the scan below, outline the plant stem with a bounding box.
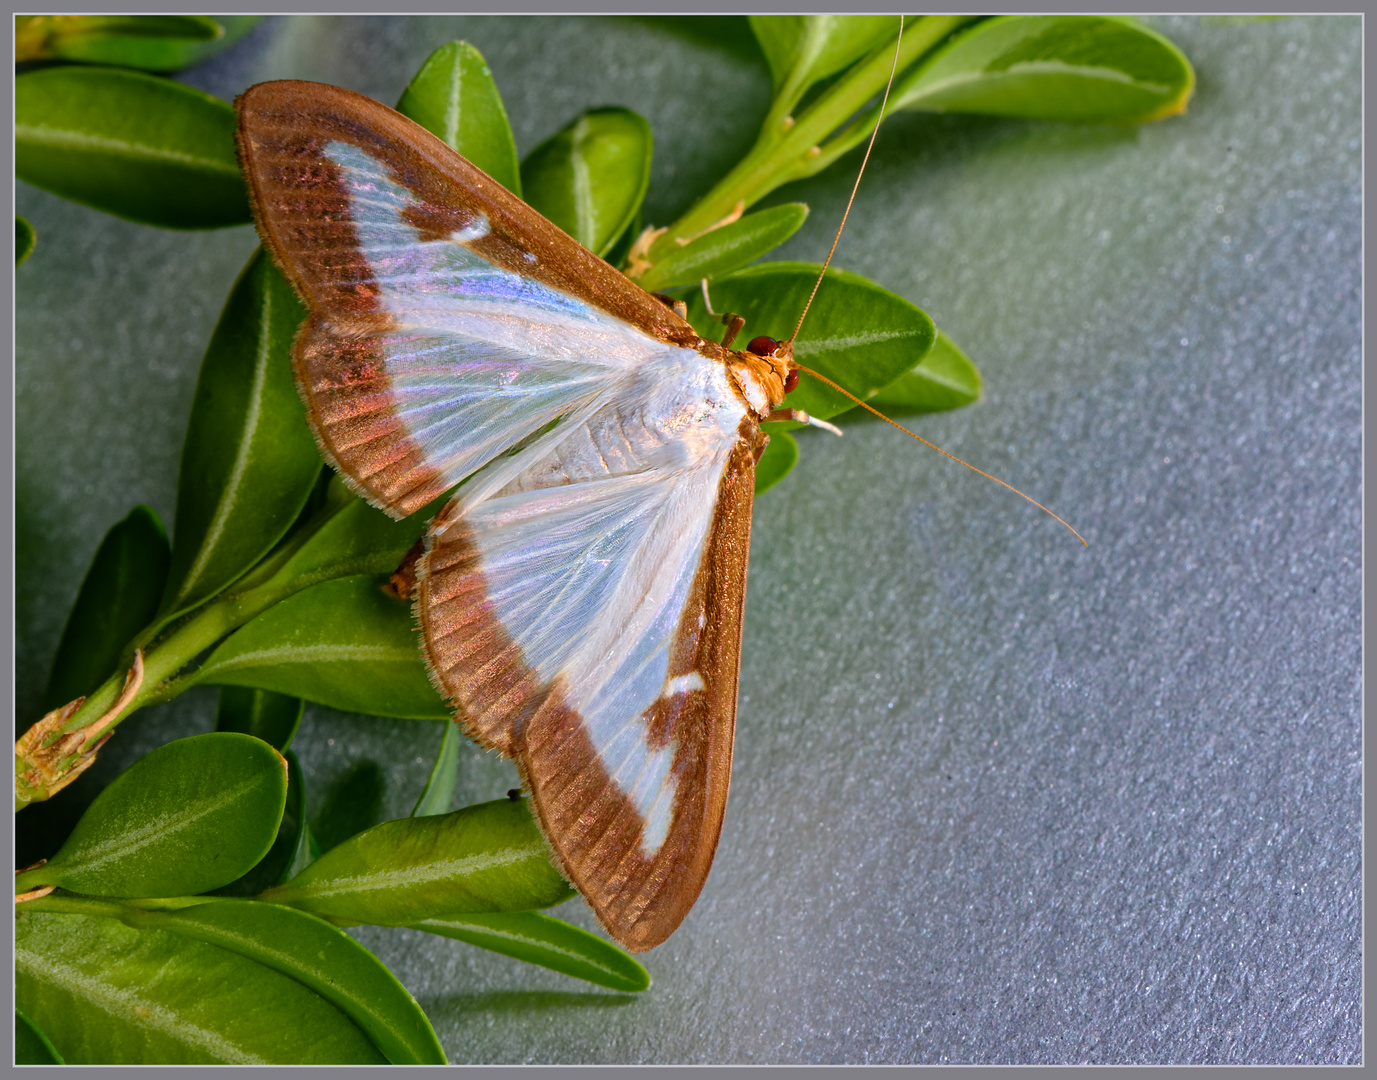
[652,15,973,257]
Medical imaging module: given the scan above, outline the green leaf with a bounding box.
[754,429,798,495]
[415,912,650,993]
[412,721,464,817]
[894,15,1196,123]
[257,477,440,596]
[280,752,316,884]
[193,575,449,720]
[868,329,982,414]
[128,901,446,1064]
[160,249,319,619]
[215,686,303,752]
[396,40,521,196]
[215,748,311,896]
[16,16,262,73]
[15,66,250,228]
[15,733,288,898]
[750,15,899,97]
[16,1008,63,1064]
[521,107,652,257]
[43,505,170,711]
[260,797,575,923]
[16,215,36,265]
[634,203,809,293]
[15,910,385,1063]
[685,262,936,421]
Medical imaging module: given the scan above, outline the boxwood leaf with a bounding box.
[754,428,798,495]
[412,721,464,817]
[16,1008,63,1064]
[15,910,385,1063]
[280,752,316,884]
[397,40,521,196]
[15,66,250,228]
[14,733,288,898]
[414,912,650,993]
[868,329,982,414]
[43,505,170,711]
[894,15,1195,123]
[749,15,899,97]
[17,15,261,73]
[521,107,652,257]
[16,215,36,265]
[634,203,808,293]
[215,686,303,752]
[160,249,319,619]
[685,262,935,420]
[260,797,575,923]
[215,749,310,897]
[192,575,449,720]
[128,901,446,1064]
[259,477,441,596]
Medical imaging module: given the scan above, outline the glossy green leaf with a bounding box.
[754,429,798,495]
[258,476,440,597]
[635,203,808,293]
[16,1008,63,1064]
[521,108,652,257]
[126,901,446,1064]
[868,329,982,414]
[193,575,449,720]
[894,15,1195,123]
[160,250,319,619]
[397,40,521,196]
[685,262,935,421]
[16,215,36,265]
[16,16,261,72]
[43,505,170,711]
[412,722,464,817]
[261,797,575,923]
[15,910,385,1064]
[750,15,899,98]
[415,912,650,993]
[215,687,304,752]
[279,752,314,884]
[15,733,287,898]
[15,66,250,228]
[216,749,310,897]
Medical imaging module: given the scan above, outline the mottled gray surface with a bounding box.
[15,15,1360,1065]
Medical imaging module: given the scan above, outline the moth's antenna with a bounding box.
[789,14,905,347]
[797,364,1087,546]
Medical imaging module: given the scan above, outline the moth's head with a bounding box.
[729,335,797,418]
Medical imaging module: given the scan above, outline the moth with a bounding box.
[236,81,816,952]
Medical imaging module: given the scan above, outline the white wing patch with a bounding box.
[324,140,674,492]
[448,353,747,854]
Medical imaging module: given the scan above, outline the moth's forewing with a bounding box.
[235,80,702,516]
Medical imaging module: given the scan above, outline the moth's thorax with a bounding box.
[714,341,792,421]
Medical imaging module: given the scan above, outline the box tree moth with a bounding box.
[234,79,832,951]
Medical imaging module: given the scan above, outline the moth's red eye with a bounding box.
[746,336,779,357]
[784,369,800,394]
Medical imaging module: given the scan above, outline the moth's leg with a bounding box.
[698,278,746,348]
[387,538,426,598]
[719,313,746,349]
[651,293,689,321]
[766,408,843,436]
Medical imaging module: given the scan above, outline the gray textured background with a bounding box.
[14,16,1361,1065]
